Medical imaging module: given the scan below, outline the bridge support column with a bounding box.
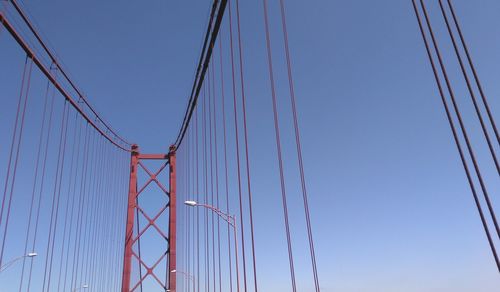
[168,145,177,292]
[122,144,139,292]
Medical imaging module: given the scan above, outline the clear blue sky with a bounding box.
[0,0,499,291]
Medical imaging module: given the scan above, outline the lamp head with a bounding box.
[184,200,197,207]
[27,252,37,257]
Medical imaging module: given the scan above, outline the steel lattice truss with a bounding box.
[122,145,177,292]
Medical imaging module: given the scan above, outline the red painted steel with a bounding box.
[121,145,177,291]
[122,145,139,291]
[168,145,177,292]
[138,154,169,160]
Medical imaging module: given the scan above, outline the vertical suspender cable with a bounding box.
[42,100,68,291]
[213,42,223,292]
[27,71,59,292]
[196,106,201,292]
[208,67,217,292]
[234,1,259,289]
[74,130,97,289]
[228,1,249,290]
[55,111,79,292]
[62,117,84,292]
[278,0,321,289]
[261,1,297,290]
[44,99,70,291]
[0,57,34,267]
[85,137,104,289]
[220,34,236,292]
[203,84,211,292]
[188,128,192,292]
[18,76,53,292]
[70,124,91,290]
[0,56,30,236]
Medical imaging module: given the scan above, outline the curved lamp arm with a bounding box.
[0,252,37,273]
[184,200,235,227]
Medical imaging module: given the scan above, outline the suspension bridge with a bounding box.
[0,0,499,291]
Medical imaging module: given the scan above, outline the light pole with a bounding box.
[184,200,240,292]
[72,284,89,291]
[0,252,37,273]
[170,269,195,287]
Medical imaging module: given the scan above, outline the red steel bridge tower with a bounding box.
[121,145,177,292]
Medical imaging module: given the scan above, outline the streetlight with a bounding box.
[0,252,37,273]
[72,284,89,291]
[184,200,240,292]
[171,269,195,287]
[184,200,197,206]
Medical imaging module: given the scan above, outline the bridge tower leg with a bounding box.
[168,145,177,292]
[122,144,139,291]
[121,144,177,292]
